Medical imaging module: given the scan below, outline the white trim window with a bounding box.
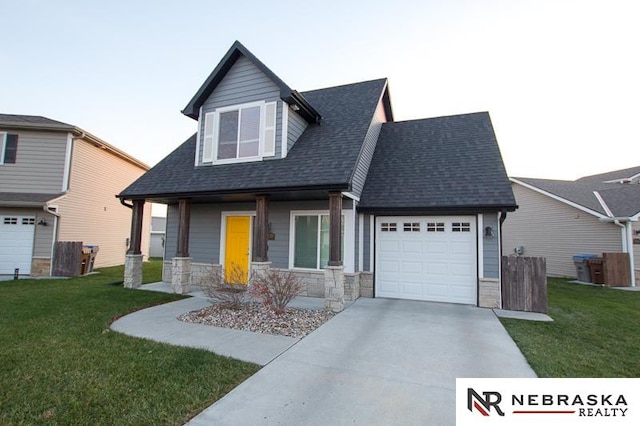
[290,211,344,270]
[0,132,18,164]
[201,100,277,165]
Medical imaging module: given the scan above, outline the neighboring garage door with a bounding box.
[376,216,477,304]
[0,215,35,275]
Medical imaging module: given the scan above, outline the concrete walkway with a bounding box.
[112,297,299,365]
[185,298,536,425]
[112,285,535,425]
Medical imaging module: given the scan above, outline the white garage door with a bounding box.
[0,215,35,275]
[376,216,477,304]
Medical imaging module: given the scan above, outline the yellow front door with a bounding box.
[224,216,251,284]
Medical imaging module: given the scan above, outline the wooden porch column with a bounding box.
[176,198,191,257]
[127,200,145,255]
[253,195,269,262]
[328,191,343,266]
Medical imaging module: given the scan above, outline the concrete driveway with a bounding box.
[188,298,535,425]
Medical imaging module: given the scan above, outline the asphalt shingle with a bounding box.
[514,166,640,218]
[358,112,516,211]
[0,114,73,129]
[120,79,387,198]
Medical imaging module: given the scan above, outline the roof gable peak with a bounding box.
[182,41,320,123]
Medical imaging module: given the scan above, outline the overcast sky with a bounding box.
[2,0,638,182]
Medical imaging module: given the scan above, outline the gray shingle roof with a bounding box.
[358,112,516,212]
[0,114,73,130]
[513,166,640,218]
[120,79,388,199]
[0,192,63,207]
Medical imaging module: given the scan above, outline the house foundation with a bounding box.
[124,254,143,288]
[172,257,191,294]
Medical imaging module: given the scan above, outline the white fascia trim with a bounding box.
[281,102,289,158]
[477,213,484,279]
[62,133,73,191]
[593,191,614,217]
[194,106,203,166]
[510,178,608,219]
[341,191,360,202]
[219,211,256,266]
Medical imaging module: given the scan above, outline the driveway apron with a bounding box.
[188,298,535,425]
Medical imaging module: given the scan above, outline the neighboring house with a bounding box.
[118,41,516,310]
[502,167,640,285]
[150,216,166,258]
[0,114,151,277]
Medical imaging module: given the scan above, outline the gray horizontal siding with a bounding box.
[198,56,283,163]
[502,183,622,277]
[482,213,499,279]
[164,199,353,268]
[287,107,308,153]
[189,204,223,264]
[164,204,177,259]
[350,97,386,197]
[362,213,371,271]
[0,130,67,193]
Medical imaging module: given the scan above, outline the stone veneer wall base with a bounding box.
[479,277,501,308]
[172,257,191,294]
[325,266,345,312]
[124,254,143,288]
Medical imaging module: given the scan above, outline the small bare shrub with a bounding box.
[201,263,250,310]
[250,269,304,315]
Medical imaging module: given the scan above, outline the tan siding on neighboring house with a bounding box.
[502,183,622,277]
[55,138,150,268]
[0,130,67,193]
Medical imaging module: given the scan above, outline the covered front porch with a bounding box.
[122,190,353,312]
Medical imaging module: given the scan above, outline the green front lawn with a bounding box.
[501,277,640,377]
[0,261,259,425]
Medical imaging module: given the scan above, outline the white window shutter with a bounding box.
[263,102,276,157]
[202,112,215,163]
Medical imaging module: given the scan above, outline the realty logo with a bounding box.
[467,388,505,417]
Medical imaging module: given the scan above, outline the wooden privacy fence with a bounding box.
[603,252,631,287]
[501,256,547,313]
[52,241,83,277]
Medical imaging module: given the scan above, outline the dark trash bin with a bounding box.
[587,258,605,284]
[572,254,598,282]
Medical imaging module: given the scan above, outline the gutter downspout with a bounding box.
[625,222,636,287]
[43,204,61,277]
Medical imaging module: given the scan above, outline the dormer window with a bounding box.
[202,100,276,164]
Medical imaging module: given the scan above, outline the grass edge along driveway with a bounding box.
[0,261,260,425]
[500,277,640,377]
